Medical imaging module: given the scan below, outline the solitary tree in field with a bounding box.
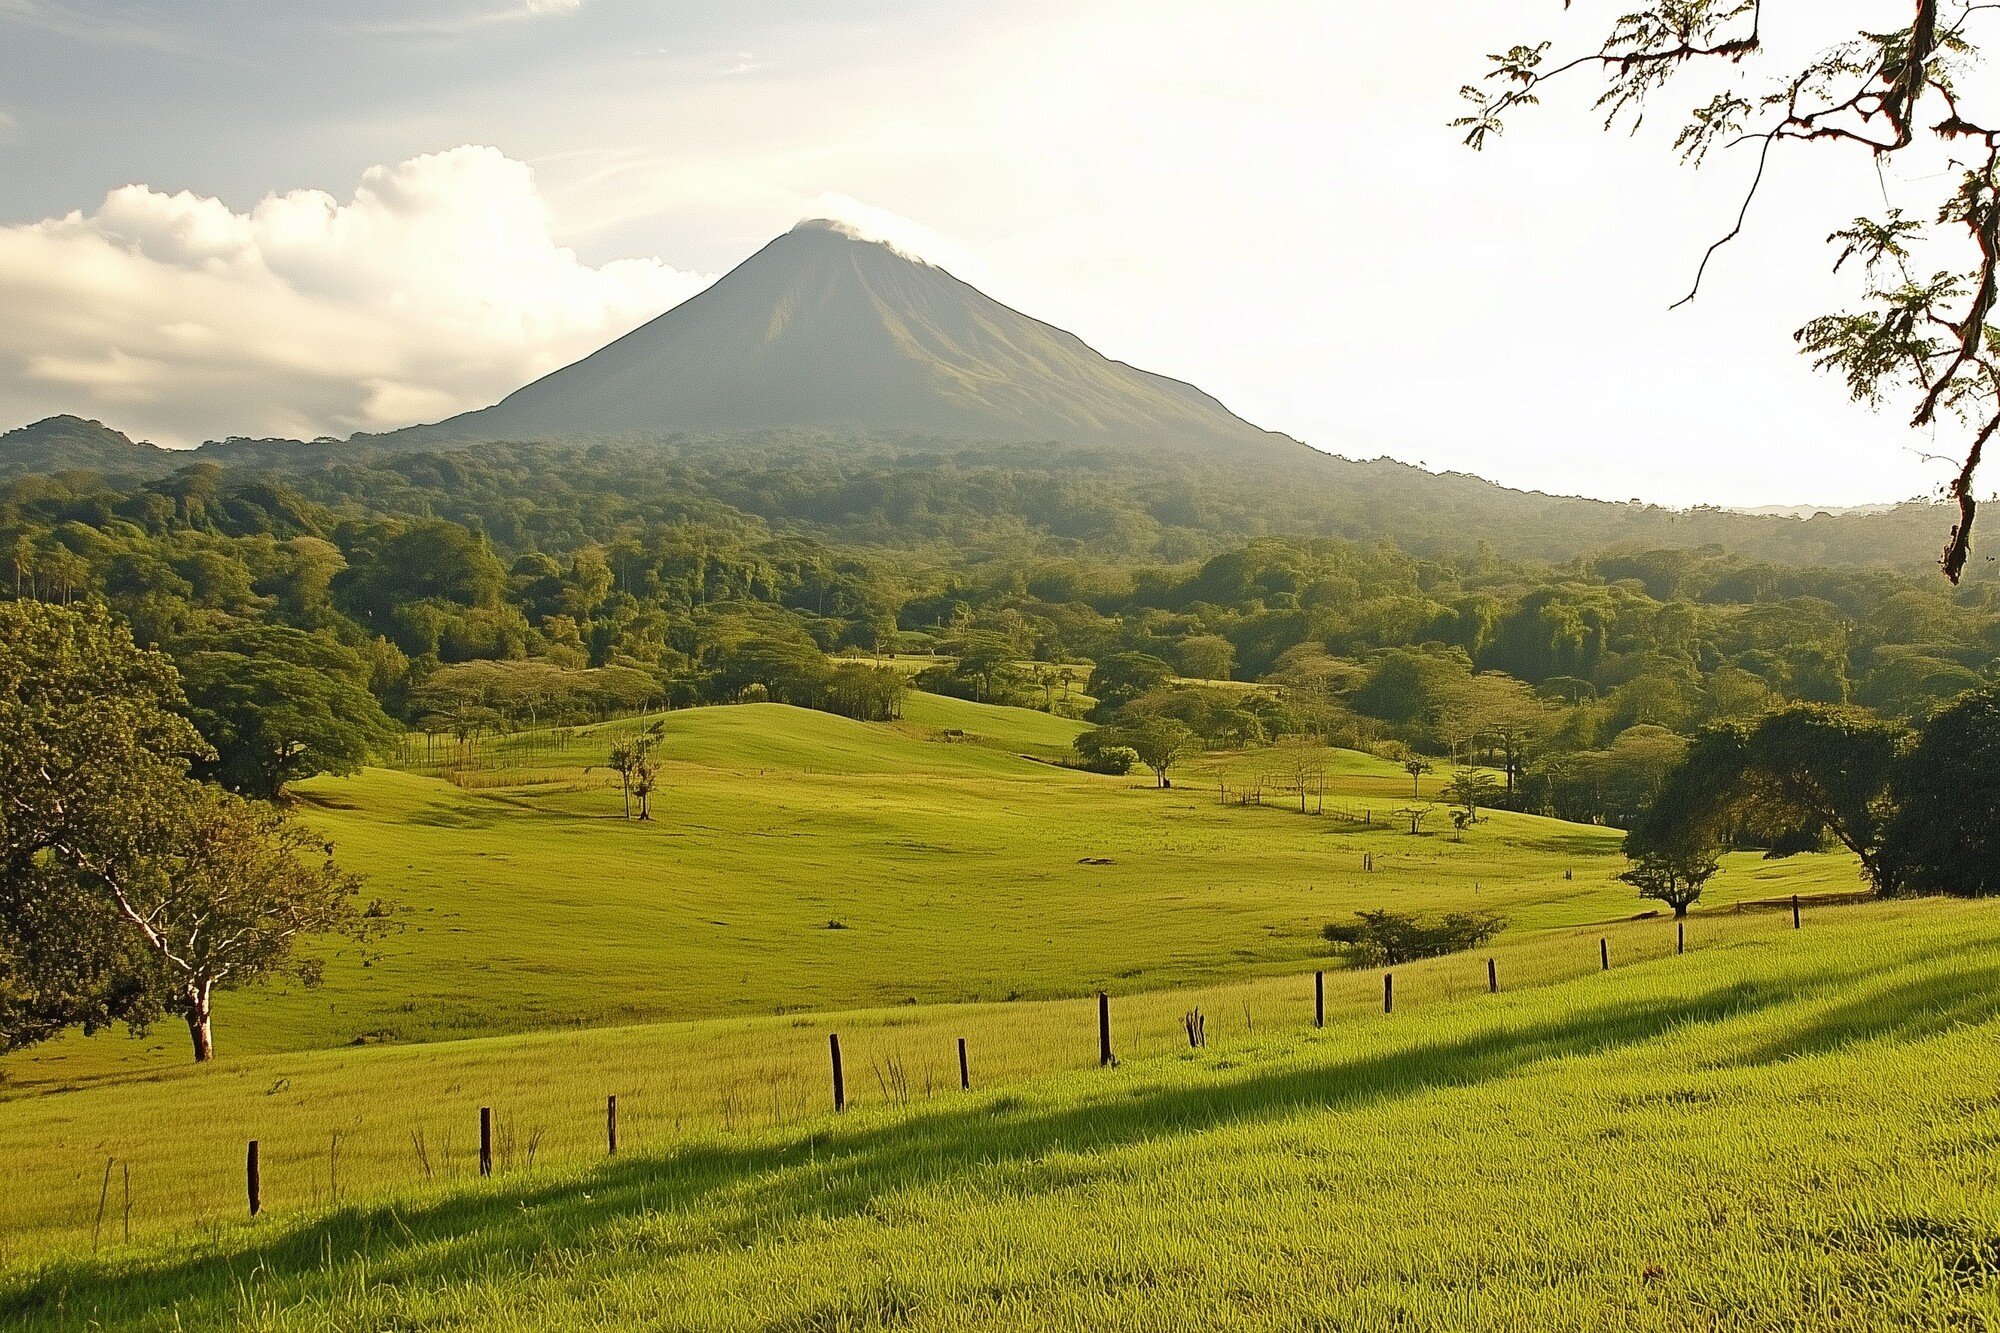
[1402,754,1434,797]
[1276,737,1327,812]
[1442,769,1505,828]
[1395,803,1437,835]
[0,601,192,1050]
[630,730,661,821]
[605,723,664,820]
[76,786,375,1061]
[1459,2,2000,581]
[0,601,377,1061]
[1620,846,1721,919]
[1121,717,1199,789]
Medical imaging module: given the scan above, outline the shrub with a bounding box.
[1322,909,1506,967]
[1077,744,1139,776]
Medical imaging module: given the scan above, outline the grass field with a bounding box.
[4,896,1995,1329]
[1,690,1918,1324]
[4,692,1835,1086]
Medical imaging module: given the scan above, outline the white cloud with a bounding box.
[796,193,981,279]
[0,145,711,445]
[358,1,583,38]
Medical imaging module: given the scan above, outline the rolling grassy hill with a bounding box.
[4,897,1996,1329]
[3,693,1848,1089]
[0,693,1882,1261]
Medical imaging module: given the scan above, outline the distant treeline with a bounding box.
[1,439,1994,821]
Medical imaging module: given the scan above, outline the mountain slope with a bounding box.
[416,220,1301,457]
[0,416,172,477]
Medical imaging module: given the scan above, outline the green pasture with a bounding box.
[4,897,1996,1329]
[4,695,1827,1088]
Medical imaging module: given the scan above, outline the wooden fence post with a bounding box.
[1314,971,1325,1029]
[1383,972,1394,1014]
[830,1034,846,1111]
[606,1095,618,1155]
[1793,894,1801,930]
[246,1140,261,1217]
[957,1037,970,1091]
[1600,938,1610,971]
[479,1106,493,1177]
[1487,958,1498,993]
[1677,920,1685,955]
[1098,992,1113,1067]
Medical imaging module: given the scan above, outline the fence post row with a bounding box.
[190,909,1834,1235]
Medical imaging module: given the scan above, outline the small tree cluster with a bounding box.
[604,723,664,820]
[1627,690,2000,904]
[1322,909,1507,967]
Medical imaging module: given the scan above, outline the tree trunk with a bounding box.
[1673,900,1689,919]
[186,984,215,1062]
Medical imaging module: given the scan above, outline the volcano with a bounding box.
[420,219,1300,457]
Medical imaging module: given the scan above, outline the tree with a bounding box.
[1457,673,1555,798]
[1882,685,2000,896]
[1458,3,2000,581]
[1324,909,1506,966]
[1073,728,1141,776]
[1401,754,1434,797]
[1178,634,1237,682]
[1441,769,1504,828]
[604,723,665,820]
[1118,716,1198,788]
[0,601,200,1051]
[79,786,375,1061]
[629,727,662,822]
[1087,652,1177,716]
[1275,737,1326,812]
[1395,803,1436,835]
[1619,847,1720,919]
[178,630,398,799]
[1633,705,1907,891]
[0,602,375,1061]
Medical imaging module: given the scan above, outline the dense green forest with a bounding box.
[3,435,1995,830]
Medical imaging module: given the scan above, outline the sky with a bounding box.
[0,0,1978,507]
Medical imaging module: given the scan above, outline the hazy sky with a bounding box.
[0,0,1969,507]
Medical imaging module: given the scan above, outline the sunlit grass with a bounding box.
[5,694,1796,1087]
[4,897,1996,1329]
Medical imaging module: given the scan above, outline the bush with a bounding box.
[1076,744,1139,776]
[1322,909,1506,967]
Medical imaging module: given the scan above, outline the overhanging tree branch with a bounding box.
[1459,1,2000,581]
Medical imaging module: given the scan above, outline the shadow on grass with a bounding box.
[2,967,1855,1328]
[1724,963,2000,1068]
